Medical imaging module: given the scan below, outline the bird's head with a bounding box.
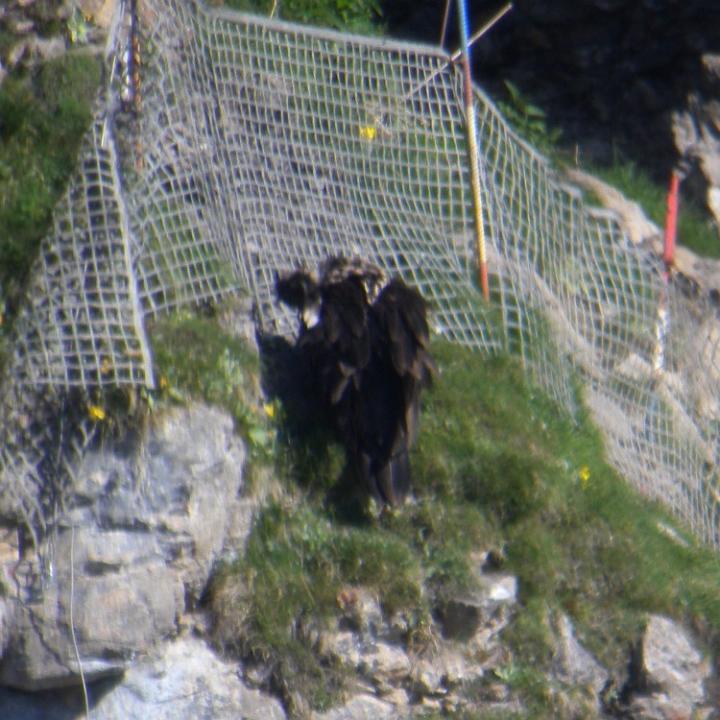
[320,255,386,302]
[275,269,321,328]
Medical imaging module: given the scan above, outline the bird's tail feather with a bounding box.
[371,450,411,507]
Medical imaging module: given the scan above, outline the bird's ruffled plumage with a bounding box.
[275,257,435,506]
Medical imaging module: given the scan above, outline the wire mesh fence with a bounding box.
[1,0,720,548]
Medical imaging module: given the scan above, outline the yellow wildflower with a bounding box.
[359,125,377,141]
[88,404,107,422]
[263,402,275,419]
[578,465,591,488]
[159,375,169,391]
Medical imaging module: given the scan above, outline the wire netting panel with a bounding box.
[2,0,720,549]
[124,3,244,316]
[236,15,480,334]
[9,120,153,388]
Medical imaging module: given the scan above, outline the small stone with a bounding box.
[552,613,608,699]
[359,641,411,682]
[708,186,720,227]
[320,630,362,668]
[412,646,484,696]
[336,587,382,636]
[481,682,510,703]
[378,686,409,707]
[411,657,445,695]
[6,41,28,69]
[243,662,273,688]
[420,697,442,712]
[10,19,34,34]
[383,610,409,643]
[441,695,460,714]
[441,650,469,687]
[435,573,517,641]
[312,694,395,720]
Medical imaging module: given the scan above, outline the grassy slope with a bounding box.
[0,53,101,300]
[151,313,720,717]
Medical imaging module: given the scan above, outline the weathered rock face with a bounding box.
[672,54,720,225]
[314,573,521,717]
[0,635,287,720]
[623,615,713,720]
[0,402,247,691]
[551,612,609,714]
[92,635,287,720]
[0,396,714,720]
[0,0,113,83]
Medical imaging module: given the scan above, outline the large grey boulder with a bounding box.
[624,614,712,720]
[92,635,286,720]
[0,402,246,691]
[0,635,286,720]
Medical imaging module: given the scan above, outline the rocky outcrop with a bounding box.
[0,399,715,719]
[0,634,287,720]
[0,402,248,691]
[0,0,113,84]
[672,53,720,226]
[314,574,518,715]
[551,612,609,714]
[623,615,713,720]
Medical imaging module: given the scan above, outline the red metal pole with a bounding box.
[663,170,680,273]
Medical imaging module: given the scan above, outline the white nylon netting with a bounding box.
[1,0,720,548]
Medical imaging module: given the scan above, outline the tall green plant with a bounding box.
[221,0,384,33]
[498,79,561,152]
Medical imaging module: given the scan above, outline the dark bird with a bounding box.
[275,256,435,506]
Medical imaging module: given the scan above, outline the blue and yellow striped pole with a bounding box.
[457,0,489,300]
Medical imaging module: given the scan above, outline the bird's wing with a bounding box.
[321,279,371,368]
[371,279,437,444]
[373,279,434,379]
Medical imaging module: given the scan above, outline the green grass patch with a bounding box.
[148,309,276,462]
[218,0,385,34]
[590,157,720,259]
[209,497,426,708]
[0,53,102,302]
[206,336,720,715]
